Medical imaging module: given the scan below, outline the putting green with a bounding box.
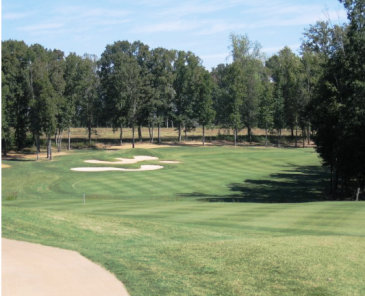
[2,146,365,295]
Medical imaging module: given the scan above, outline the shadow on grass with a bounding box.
[178,165,330,203]
[2,158,35,162]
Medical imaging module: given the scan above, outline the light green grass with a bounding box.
[2,146,365,295]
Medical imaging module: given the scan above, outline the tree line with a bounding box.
[2,0,364,199]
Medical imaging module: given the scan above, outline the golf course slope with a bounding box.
[2,238,129,296]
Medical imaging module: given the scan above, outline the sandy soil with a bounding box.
[85,155,158,164]
[1,238,129,296]
[3,151,70,160]
[1,164,11,168]
[159,161,181,164]
[71,165,164,172]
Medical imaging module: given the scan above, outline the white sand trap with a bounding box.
[71,165,164,172]
[2,238,129,296]
[159,161,181,164]
[85,155,158,164]
[2,164,10,168]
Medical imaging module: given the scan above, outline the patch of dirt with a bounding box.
[3,151,70,160]
[1,164,11,169]
[1,238,129,296]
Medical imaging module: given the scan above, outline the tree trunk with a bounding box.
[49,137,52,160]
[248,126,252,145]
[234,128,237,146]
[148,124,152,143]
[2,138,7,156]
[356,187,360,201]
[151,123,154,143]
[68,129,71,150]
[334,166,339,198]
[47,135,50,159]
[158,123,161,144]
[166,117,168,128]
[340,178,344,200]
[132,126,135,148]
[119,124,123,146]
[330,164,333,195]
[36,133,40,160]
[302,128,305,148]
[202,125,205,146]
[307,125,310,145]
[290,126,294,137]
[88,122,92,144]
[278,129,281,148]
[58,130,62,152]
[184,125,187,141]
[295,125,298,147]
[178,123,182,142]
[171,120,174,128]
[265,124,268,147]
[138,125,142,142]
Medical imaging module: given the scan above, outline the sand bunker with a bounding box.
[2,164,10,169]
[85,155,158,164]
[71,165,164,172]
[76,155,180,172]
[2,238,129,296]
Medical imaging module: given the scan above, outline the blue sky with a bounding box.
[2,0,348,70]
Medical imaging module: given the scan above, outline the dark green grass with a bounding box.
[2,147,365,295]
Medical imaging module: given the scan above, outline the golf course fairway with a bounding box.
[2,146,365,295]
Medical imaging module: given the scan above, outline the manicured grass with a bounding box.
[2,146,365,295]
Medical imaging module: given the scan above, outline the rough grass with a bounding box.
[2,146,365,295]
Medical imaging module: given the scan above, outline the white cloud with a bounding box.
[2,12,34,20]
[18,23,64,32]
[132,20,200,33]
[157,3,225,17]
[195,21,246,35]
[241,2,347,29]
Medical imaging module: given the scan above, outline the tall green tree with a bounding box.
[2,40,31,151]
[310,0,364,199]
[76,54,100,144]
[225,62,245,146]
[28,44,57,160]
[211,63,230,128]
[64,53,82,150]
[336,0,365,197]
[99,41,131,145]
[173,51,201,142]
[267,47,305,147]
[194,67,216,146]
[258,74,274,147]
[229,33,268,144]
[149,48,176,143]
[48,49,66,152]
[1,72,11,155]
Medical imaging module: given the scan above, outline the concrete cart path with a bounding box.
[2,238,129,296]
